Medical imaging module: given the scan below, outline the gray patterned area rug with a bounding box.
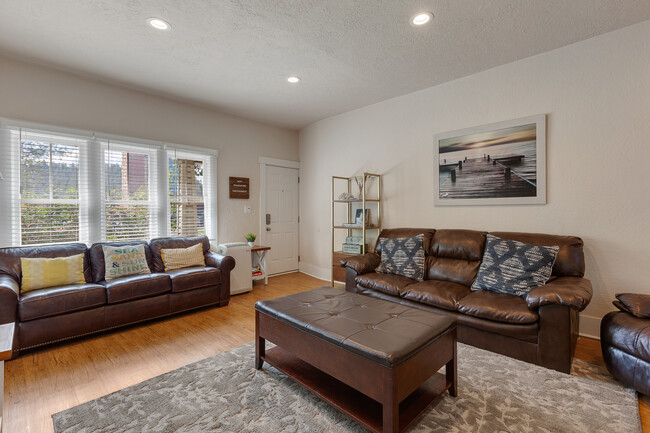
[53,342,641,433]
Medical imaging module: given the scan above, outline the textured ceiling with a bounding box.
[1,1,649,129]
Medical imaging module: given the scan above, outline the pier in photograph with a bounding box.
[439,155,536,199]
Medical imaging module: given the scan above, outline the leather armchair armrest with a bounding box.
[342,253,381,275]
[0,274,20,323]
[526,276,593,311]
[614,293,650,319]
[205,252,236,272]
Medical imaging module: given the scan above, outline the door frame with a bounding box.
[258,157,300,255]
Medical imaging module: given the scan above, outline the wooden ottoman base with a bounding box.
[255,310,457,433]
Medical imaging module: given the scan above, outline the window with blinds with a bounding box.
[0,120,217,248]
[19,133,81,245]
[104,145,156,241]
[169,154,206,237]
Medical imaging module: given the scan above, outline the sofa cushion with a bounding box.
[149,236,211,273]
[161,243,206,271]
[20,253,86,293]
[103,244,151,280]
[19,283,106,321]
[400,280,470,311]
[167,267,221,293]
[375,234,425,281]
[457,290,539,324]
[355,273,416,297]
[491,231,584,278]
[471,234,558,297]
[102,273,171,304]
[457,313,539,343]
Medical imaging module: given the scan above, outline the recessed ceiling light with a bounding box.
[287,76,301,83]
[147,17,171,31]
[410,12,433,26]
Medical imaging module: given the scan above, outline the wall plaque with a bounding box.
[229,177,250,199]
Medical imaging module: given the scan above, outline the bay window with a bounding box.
[0,120,217,247]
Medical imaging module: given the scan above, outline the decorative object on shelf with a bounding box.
[342,243,367,254]
[345,236,363,245]
[245,233,256,247]
[229,176,250,199]
[331,172,382,286]
[337,192,355,201]
[355,208,371,225]
[434,114,546,206]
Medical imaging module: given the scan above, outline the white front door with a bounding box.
[265,165,299,275]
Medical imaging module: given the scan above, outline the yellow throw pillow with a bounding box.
[20,253,86,293]
[161,243,205,271]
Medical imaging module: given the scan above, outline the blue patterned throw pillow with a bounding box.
[471,234,559,297]
[375,234,425,281]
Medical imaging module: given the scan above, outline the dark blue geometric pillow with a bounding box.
[375,234,425,281]
[471,234,559,297]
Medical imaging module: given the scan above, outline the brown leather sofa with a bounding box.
[601,293,650,395]
[342,228,592,373]
[0,236,235,358]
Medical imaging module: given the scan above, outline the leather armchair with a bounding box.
[601,293,650,395]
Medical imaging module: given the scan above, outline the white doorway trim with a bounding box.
[258,157,300,249]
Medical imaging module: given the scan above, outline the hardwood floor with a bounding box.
[3,272,647,432]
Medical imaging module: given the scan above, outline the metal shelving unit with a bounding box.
[331,173,381,286]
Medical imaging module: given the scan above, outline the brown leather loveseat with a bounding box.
[342,228,592,373]
[0,235,235,357]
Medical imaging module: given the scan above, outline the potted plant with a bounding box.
[245,233,256,247]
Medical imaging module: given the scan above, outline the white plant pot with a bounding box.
[248,241,255,247]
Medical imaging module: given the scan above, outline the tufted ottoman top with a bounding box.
[255,286,456,368]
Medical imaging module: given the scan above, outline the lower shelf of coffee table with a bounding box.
[262,346,450,433]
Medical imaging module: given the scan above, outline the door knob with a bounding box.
[266,227,271,231]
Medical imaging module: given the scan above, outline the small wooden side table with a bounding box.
[0,322,15,433]
[251,245,271,285]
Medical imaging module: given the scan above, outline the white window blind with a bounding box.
[169,151,210,237]
[103,142,158,241]
[0,120,217,248]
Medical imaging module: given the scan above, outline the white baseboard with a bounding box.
[579,314,601,340]
[298,262,331,282]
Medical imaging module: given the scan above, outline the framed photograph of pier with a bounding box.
[433,114,546,206]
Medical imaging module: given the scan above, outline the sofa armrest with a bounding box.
[0,274,19,323]
[205,252,236,273]
[526,276,593,311]
[614,293,650,319]
[342,253,381,274]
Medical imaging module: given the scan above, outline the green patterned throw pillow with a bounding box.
[102,244,151,280]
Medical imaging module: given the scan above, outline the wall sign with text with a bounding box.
[229,177,250,199]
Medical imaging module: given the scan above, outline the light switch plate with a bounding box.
[244,206,252,214]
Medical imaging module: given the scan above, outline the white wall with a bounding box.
[299,20,650,338]
[0,55,298,245]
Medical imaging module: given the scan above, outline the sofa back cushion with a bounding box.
[490,232,585,277]
[427,229,486,287]
[374,229,434,255]
[149,236,211,273]
[89,241,154,283]
[0,243,91,285]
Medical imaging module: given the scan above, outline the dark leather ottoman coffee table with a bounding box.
[255,286,457,433]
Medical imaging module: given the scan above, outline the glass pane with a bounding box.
[169,157,205,236]
[20,141,79,200]
[105,150,149,201]
[105,204,150,241]
[21,203,79,245]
